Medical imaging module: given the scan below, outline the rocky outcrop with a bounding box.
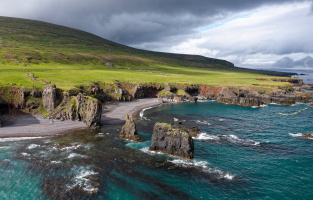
[299,134,313,139]
[302,84,313,90]
[119,114,142,142]
[217,87,262,107]
[197,86,309,107]
[48,93,102,128]
[42,84,61,113]
[0,112,2,128]
[149,122,195,159]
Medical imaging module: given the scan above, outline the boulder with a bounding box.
[48,93,102,128]
[42,84,60,113]
[149,122,194,159]
[119,114,142,142]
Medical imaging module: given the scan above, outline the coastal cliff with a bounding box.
[0,79,312,129]
[47,93,102,128]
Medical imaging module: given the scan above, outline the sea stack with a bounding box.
[149,122,195,159]
[120,114,142,142]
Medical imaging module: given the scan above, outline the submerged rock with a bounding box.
[120,114,142,142]
[48,93,102,128]
[299,134,313,139]
[149,122,194,159]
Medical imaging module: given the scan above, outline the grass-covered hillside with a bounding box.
[0,16,295,90]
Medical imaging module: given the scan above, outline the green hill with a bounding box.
[0,16,295,90]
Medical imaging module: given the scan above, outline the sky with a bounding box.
[0,0,313,69]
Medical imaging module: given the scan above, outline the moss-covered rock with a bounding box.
[48,93,102,128]
[149,122,194,159]
[119,114,142,142]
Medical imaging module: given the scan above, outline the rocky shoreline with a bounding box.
[0,80,313,136]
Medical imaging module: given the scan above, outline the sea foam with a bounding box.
[194,132,220,141]
[0,137,45,142]
[169,158,235,180]
[140,107,154,120]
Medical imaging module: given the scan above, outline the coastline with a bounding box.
[0,98,162,138]
[101,98,162,125]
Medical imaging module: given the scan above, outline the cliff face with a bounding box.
[149,123,194,159]
[48,93,102,128]
[42,84,61,113]
[198,86,310,107]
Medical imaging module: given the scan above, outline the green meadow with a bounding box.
[0,16,294,91]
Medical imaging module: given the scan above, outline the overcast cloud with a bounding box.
[0,0,312,69]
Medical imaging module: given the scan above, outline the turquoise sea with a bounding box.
[0,101,312,199]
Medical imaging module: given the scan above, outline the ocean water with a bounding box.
[0,101,313,199]
[291,70,313,84]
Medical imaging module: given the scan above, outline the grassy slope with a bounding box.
[0,16,294,90]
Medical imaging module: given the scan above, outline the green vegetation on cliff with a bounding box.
[0,16,298,90]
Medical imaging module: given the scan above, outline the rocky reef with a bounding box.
[149,122,195,159]
[48,93,102,128]
[119,114,142,142]
[299,134,313,139]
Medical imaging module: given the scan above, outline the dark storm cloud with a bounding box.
[272,56,313,69]
[0,0,309,46]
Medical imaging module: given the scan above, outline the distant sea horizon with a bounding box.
[255,68,313,84]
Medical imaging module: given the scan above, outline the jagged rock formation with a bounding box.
[198,86,310,107]
[158,87,198,103]
[149,122,195,159]
[48,93,102,128]
[217,87,262,107]
[42,84,61,113]
[119,114,142,142]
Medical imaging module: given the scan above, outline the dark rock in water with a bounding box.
[42,84,61,113]
[173,118,200,137]
[48,93,102,128]
[299,134,313,139]
[149,122,194,159]
[178,125,200,137]
[0,112,2,128]
[120,114,142,142]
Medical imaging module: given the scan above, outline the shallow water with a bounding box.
[0,101,312,199]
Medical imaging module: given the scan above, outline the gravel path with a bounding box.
[0,98,161,137]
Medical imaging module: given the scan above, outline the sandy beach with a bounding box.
[101,98,161,125]
[0,98,161,138]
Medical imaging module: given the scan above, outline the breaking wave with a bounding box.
[169,159,235,180]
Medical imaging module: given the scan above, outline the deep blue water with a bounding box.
[0,101,313,199]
